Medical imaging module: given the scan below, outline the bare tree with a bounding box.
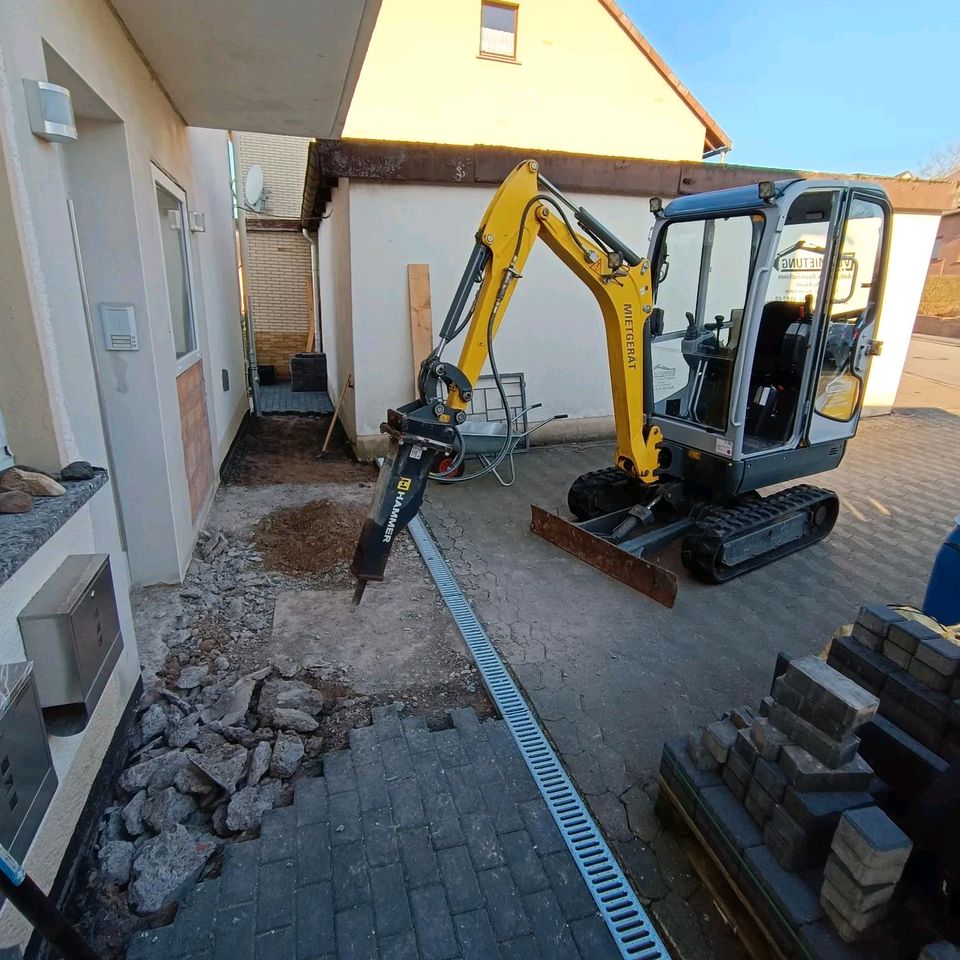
[921,140,960,180]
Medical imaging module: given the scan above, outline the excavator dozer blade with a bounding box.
[530,505,678,608]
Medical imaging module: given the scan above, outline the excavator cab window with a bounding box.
[650,214,763,431]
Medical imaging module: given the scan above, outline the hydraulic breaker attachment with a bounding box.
[350,408,456,604]
[530,505,680,608]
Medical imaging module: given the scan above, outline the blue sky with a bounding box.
[621,0,958,175]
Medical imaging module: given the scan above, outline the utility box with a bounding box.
[18,555,123,722]
[0,662,58,861]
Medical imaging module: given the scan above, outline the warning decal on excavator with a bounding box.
[397,478,412,491]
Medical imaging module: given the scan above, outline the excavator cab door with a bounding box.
[803,190,891,445]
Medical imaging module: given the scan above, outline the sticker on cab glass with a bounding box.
[715,438,733,458]
[397,478,412,491]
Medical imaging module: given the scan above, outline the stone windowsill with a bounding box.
[0,469,109,589]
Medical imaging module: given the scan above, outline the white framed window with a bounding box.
[153,166,200,372]
[480,1,518,61]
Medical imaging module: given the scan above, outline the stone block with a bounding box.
[782,787,874,843]
[733,728,760,769]
[851,621,884,652]
[882,639,913,669]
[797,919,864,960]
[779,745,872,793]
[914,633,960,678]
[820,896,873,943]
[747,778,777,819]
[763,820,804,871]
[703,719,738,764]
[785,657,879,731]
[758,695,774,718]
[858,715,948,800]
[754,758,789,803]
[743,845,824,929]
[909,656,952,692]
[790,713,860,769]
[750,718,790,762]
[883,669,950,731]
[888,618,940,655]
[856,604,906,641]
[725,748,753,784]
[828,635,898,694]
[772,677,803,713]
[729,705,755,729]
[767,701,797,739]
[744,789,771,827]
[686,729,720,772]
[821,882,888,939]
[823,853,895,912]
[722,763,748,803]
[877,698,943,753]
[829,832,908,887]
[660,737,721,819]
[834,806,911,869]
[697,784,763,853]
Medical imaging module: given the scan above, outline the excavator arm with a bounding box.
[350,159,662,602]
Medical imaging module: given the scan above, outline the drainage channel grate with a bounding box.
[408,514,669,960]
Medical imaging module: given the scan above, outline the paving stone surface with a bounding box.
[126,708,615,959]
[421,406,960,959]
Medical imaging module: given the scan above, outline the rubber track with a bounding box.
[568,466,648,520]
[681,483,839,583]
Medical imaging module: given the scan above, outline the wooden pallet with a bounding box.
[657,776,788,960]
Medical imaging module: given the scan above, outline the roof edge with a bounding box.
[596,0,731,155]
[302,139,960,226]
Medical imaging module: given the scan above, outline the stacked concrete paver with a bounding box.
[821,806,911,942]
[677,655,923,949]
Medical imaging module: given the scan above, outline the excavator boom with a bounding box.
[350,159,664,602]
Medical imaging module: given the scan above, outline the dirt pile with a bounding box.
[252,499,366,576]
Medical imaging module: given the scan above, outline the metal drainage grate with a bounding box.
[408,514,668,960]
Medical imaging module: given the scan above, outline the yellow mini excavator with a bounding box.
[350,160,891,607]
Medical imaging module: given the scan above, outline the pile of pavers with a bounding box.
[830,605,960,763]
[666,655,921,952]
[693,656,883,876]
[821,806,912,941]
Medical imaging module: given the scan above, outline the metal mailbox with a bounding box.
[18,554,123,719]
[0,662,58,861]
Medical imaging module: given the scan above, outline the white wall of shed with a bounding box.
[332,180,940,455]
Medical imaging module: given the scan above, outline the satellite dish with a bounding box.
[244,164,265,211]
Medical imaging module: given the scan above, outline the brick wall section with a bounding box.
[247,230,313,377]
[175,361,214,521]
[237,132,311,219]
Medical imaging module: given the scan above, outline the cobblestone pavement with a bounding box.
[127,707,620,960]
[421,406,960,959]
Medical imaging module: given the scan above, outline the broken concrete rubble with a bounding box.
[128,826,218,915]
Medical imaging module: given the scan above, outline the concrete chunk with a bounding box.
[703,719,738,764]
[779,745,872,793]
[750,718,790,762]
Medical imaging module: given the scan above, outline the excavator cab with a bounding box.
[646,180,890,497]
[350,165,891,607]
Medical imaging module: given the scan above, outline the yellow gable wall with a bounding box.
[342,0,709,161]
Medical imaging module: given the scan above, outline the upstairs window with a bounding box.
[480,2,518,60]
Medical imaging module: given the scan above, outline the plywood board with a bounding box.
[407,264,433,387]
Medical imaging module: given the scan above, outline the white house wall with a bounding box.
[0,489,140,949]
[1,0,246,584]
[337,181,939,455]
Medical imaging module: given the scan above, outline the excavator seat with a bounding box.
[745,300,811,446]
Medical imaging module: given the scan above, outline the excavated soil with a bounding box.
[252,499,367,576]
[222,415,375,485]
